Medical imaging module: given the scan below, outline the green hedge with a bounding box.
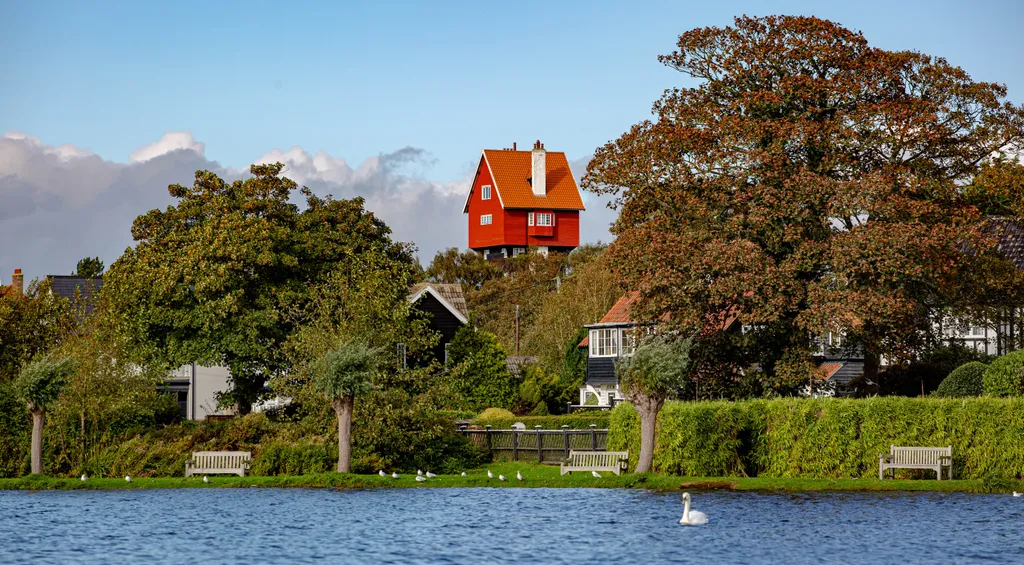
[936,362,987,397]
[983,350,1024,397]
[609,397,1024,480]
[473,413,611,430]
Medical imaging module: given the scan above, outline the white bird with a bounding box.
[426,471,437,478]
[679,492,709,526]
[80,474,87,481]
[517,471,524,481]
[487,470,494,479]
[417,469,423,476]
[379,470,387,477]
[1013,491,1023,497]
[392,472,399,479]
[125,476,131,482]
[498,474,507,482]
[415,475,427,482]
[203,476,209,483]
[461,472,467,477]
[592,471,601,478]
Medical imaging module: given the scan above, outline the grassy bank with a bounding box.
[2,462,1018,493]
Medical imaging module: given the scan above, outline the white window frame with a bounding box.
[528,212,534,226]
[480,214,492,226]
[513,247,526,257]
[588,328,619,357]
[621,329,637,357]
[481,185,491,200]
[537,213,553,227]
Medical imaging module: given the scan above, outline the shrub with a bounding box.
[984,350,1024,397]
[0,383,29,477]
[477,407,515,420]
[936,362,987,397]
[252,441,334,476]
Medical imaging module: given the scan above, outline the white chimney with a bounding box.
[531,140,546,196]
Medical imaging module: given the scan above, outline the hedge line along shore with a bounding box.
[2,463,1020,493]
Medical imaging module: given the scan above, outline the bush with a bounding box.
[477,407,515,420]
[984,350,1024,397]
[0,383,29,477]
[609,397,1024,480]
[252,441,334,476]
[473,413,610,430]
[936,362,987,397]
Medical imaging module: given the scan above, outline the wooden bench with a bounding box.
[560,450,629,476]
[878,445,952,480]
[185,451,251,477]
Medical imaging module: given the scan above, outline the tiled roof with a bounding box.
[47,276,103,307]
[506,356,537,377]
[819,362,843,380]
[990,217,1024,270]
[481,149,585,211]
[408,282,469,320]
[577,291,738,347]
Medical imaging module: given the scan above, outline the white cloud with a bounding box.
[129,131,206,163]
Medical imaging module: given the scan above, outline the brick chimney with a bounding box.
[11,268,23,296]
[531,140,546,196]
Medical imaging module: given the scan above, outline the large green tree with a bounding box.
[586,16,1024,385]
[105,163,414,413]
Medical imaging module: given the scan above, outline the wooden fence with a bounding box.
[458,424,609,463]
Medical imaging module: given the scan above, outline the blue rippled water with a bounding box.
[1,488,1022,564]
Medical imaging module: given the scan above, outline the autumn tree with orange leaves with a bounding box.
[585,16,1024,389]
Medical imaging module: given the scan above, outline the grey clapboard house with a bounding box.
[407,282,469,366]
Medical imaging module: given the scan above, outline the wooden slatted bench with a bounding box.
[185,451,251,477]
[878,445,952,480]
[560,450,629,476]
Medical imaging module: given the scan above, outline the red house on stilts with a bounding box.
[463,141,585,259]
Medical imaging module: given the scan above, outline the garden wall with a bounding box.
[607,397,1024,480]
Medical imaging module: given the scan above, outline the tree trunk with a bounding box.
[333,395,354,473]
[30,409,45,475]
[863,349,880,386]
[632,392,664,474]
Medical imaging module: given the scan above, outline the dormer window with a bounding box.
[482,185,492,200]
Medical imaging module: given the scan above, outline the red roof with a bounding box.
[819,362,843,380]
[464,148,585,212]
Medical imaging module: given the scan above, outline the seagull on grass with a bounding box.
[498,475,507,482]
[517,471,524,481]
[379,470,387,477]
[591,471,601,478]
[80,475,87,482]
[487,470,494,479]
[392,472,400,479]
[426,471,437,478]
[417,470,423,476]
[125,476,132,482]
[461,472,467,477]
[203,476,209,483]
[415,476,427,483]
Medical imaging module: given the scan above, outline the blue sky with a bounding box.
[1,0,1023,279]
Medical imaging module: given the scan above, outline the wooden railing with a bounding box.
[458,424,609,463]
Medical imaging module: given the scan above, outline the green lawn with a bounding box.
[1,462,1018,493]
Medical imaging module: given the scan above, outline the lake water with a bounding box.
[1,488,1022,564]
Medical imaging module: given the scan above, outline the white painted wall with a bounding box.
[192,365,233,420]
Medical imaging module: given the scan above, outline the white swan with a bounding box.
[592,471,601,478]
[415,475,426,482]
[125,476,131,483]
[80,474,86,481]
[379,470,386,477]
[425,471,437,478]
[516,471,524,481]
[679,492,708,526]
[487,470,494,479]
[461,472,467,477]
[392,472,399,479]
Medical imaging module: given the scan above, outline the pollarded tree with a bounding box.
[585,16,1024,386]
[15,355,75,475]
[615,336,692,474]
[310,342,379,473]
